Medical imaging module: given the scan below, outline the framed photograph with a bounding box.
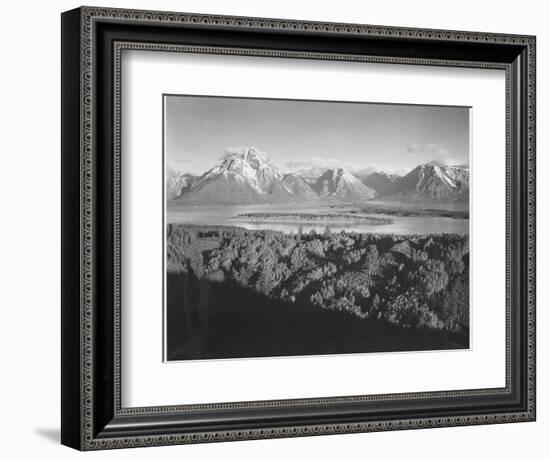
[61,6,536,450]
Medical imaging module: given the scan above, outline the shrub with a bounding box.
[304,239,325,258]
[363,244,379,274]
[384,292,443,328]
[391,240,412,258]
[439,277,469,333]
[414,260,449,297]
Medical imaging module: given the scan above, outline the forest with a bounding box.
[166,224,469,359]
[233,211,392,224]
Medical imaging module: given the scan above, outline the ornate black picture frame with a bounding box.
[61,6,536,450]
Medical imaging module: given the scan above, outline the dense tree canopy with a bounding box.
[167,224,469,337]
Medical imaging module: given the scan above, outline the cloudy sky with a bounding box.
[165,94,470,176]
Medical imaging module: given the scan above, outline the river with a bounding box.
[166,201,469,235]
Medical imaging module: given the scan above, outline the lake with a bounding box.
[166,202,469,235]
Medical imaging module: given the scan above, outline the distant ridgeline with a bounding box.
[166,148,469,205]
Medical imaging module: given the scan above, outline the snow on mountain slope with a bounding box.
[281,174,319,201]
[382,163,469,202]
[166,167,199,199]
[361,171,401,195]
[312,168,377,202]
[177,148,318,205]
[173,148,468,205]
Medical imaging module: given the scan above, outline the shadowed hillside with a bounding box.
[167,270,468,360]
[166,225,469,360]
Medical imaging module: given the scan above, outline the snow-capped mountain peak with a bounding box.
[381,162,469,202]
[177,148,318,205]
[219,148,283,194]
[172,149,468,205]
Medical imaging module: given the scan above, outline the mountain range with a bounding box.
[312,168,376,201]
[168,148,469,205]
[361,171,401,195]
[172,149,318,205]
[166,167,199,199]
[381,163,469,203]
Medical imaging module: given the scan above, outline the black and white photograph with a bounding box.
[164,95,471,361]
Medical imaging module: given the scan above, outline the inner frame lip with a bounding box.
[110,40,513,417]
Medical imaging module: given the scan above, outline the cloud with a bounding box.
[284,157,365,172]
[283,157,408,175]
[224,145,262,154]
[427,159,449,167]
[220,145,273,161]
[173,157,191,164]
[406,142,465,167]
[168,156,206,175]
[406,142,452,157]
